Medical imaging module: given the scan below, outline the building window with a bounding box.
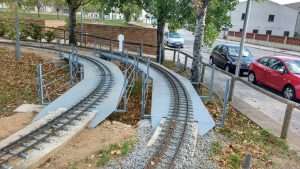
[266,30,272,35]
[240,28,243,32]
[268,14,275,22]
[284,31,290,37]
[253,29,259,34]
[241,13,246,20]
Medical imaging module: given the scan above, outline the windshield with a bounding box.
[228,46,252,57]
[169,32,181,38]
[286,60,300,74]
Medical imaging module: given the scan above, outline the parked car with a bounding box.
[209,44,254,75]
[248,56,300,100]
[164,32,184,48]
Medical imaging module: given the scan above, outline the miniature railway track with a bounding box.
[145,63,194,169]
[0,56,113,169]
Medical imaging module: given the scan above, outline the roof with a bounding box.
[285,2,300,10]
[239,0,298,12]
[265,55,300,61]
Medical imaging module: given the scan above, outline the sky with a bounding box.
[240,0,300,4]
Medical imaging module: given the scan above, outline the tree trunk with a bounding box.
[69,7,77,45]
[37,6,40,17]
[191,0,209,83]
[156,19,165,63]
[56,8,59,19]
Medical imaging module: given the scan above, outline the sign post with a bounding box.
[118,34,124,52]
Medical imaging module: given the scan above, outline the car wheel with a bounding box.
[225,65,230,72]
[248,72,256,84]
[209,57,214,65]
[283,85,295,100]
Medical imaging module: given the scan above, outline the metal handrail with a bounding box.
[164,47,300,109]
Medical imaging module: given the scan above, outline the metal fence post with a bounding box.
[209,64,216,99]
[200,64,206,83]
[228,76,236,102]
[69,50,74,85]
[173,49,176,63]
[141,73,146,117]
[63,30,66,44]
[184,55,188,71]
[220,79,230,127]
[36,64,44,104]
[281,103,294,139]
[109,39,112,52]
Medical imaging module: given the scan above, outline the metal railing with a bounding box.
[165,47,300,139]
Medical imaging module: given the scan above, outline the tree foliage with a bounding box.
[137,0,194,62]
[189,0,238,46]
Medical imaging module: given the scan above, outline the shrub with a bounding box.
[44,30,56,43]
[29,23,43,41]
[20,24,31,41]
[0,22,8,37]
[7,29,16,40]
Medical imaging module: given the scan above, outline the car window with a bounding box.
[271,61,285,72]
[258,57,270,66]
[169,32,181,38]
[268,58,279,67]
[227,46,252,57]
[220,46,228,55]
[258,57,278,67]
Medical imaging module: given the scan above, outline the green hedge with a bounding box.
[0,22,56,42]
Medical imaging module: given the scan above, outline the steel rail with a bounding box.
[145,63,193,169]
[0,47,114,168]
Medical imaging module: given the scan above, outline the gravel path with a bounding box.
[190,131,218,169]
[104,119,154,169]
[104,119,218,169]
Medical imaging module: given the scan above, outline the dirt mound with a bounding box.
[35,121,136,169]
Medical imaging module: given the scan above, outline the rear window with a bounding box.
[258,57,278,67]
[169,32,181,38]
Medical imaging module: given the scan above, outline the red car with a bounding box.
[248,56,300,100]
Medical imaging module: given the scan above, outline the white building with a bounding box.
[229,0,300,37]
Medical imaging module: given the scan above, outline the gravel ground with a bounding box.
[104,119,218,169]
[104,119,154,169]
[190,131,219,169]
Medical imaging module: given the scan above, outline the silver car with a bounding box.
[164,32,184,48]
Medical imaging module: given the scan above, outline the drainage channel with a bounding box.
[0,56,113,169]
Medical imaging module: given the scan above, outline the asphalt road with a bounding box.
[165,29,300,147]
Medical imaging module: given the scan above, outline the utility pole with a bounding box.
[235,0,252,77]
[15,0,21,60]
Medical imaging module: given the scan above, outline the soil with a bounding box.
[0,45,68,118]
[0,112,35,140]
[35,121,136,169]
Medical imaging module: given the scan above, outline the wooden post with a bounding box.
[281,103,294,139]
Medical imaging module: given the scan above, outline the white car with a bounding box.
[164,32,184,48]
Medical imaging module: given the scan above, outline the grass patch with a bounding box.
[95,139,136,167]
[228,153,241,169]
